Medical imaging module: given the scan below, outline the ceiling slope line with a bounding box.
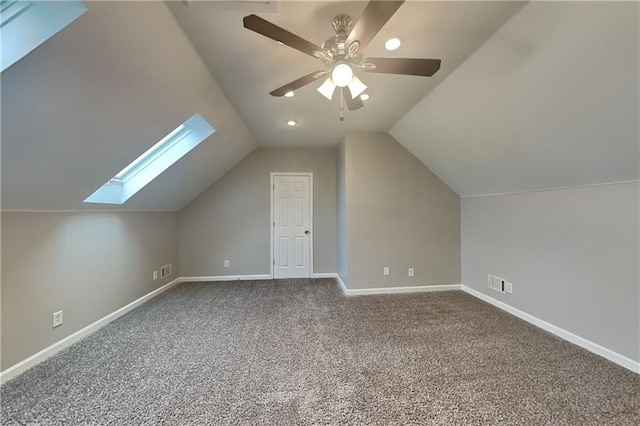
[460,180,640,199]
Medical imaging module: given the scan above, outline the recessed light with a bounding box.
[284,91,295,98]
[287,120,297,126]
[385,37,402,51]
[360,93,370,101]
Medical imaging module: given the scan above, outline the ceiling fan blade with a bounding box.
[243,14,323,57]
[342,88,364,111]
[270,71,326,97]
[345,1,404,52]
[363,58,441,76]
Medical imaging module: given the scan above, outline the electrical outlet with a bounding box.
[408,268,415,277]
[52,310,63,328]
[224,259,230,268]
[506,282,513,294]
[153,270,158,280]
[383,266,390,276]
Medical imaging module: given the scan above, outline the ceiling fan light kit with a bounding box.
[347,76,368,99]
[331,62,353,87]
[243,0,441,118]
[317,78,337,101]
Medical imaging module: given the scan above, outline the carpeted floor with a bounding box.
[2,278,639,425]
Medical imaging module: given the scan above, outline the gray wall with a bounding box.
[337,141,347,284]
[1,212,179,370]
[341,132,461,289]
[179,148,337,277]
[462,181,640,362]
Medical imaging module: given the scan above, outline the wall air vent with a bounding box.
[161,264,172,278]
[487,274,506,294]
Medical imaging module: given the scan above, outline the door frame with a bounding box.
[270,172,314,279]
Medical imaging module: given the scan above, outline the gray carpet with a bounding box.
[2,278,639,425]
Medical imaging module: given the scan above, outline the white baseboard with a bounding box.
[182,273,340,282]
[335,274,348,294]
[461,285,640,374]
[0,278,181,385]
[327,273,459,296]
[180,274,272,282]
[312,273,338,279]
[311,272,348,293]
[343,284,461,296]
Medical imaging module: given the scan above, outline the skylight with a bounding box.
[109,124,189,185]
[85,114,215,205]
[1,0,88,72]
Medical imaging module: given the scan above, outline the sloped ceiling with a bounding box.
[4,1,634,211]
[391,1,639,196]
[1,1,256,211]
[167,0,526,147]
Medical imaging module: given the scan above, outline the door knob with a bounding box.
[305,230,310,235]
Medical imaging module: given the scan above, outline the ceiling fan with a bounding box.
[243,0,441,115]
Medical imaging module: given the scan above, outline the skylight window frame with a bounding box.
[84,114,215,205]
[1,1,33,28]
[1,0,88,72]
[109,124,192,185]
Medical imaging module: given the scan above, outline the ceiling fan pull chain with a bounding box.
[340,87,345,121]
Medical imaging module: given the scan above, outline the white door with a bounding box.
[272,174,312,278]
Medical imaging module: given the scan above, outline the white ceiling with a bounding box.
[2,1,635,211]
[391,1,639,196]
[167,1,526,147]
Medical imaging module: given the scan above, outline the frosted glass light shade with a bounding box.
[332,63,353,87]
[347,76,368,99]
[317,78,337,100]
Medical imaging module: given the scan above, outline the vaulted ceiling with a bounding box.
[1,1,637,210]
[392,1,639,196]
[166,0,525,147]
[1,1,256,211]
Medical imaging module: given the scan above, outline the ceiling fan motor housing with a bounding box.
[322,14,353,58]
[332,14,352,35]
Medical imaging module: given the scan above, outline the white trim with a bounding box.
[461,285,640,374]
[343,284,461,296]
[270,172,314,279]
[179,274,272,283]
[0,278,181,385]
[335,274,348,294]
[324,273,459,296]
[312,273,338,279]
[460,179,639,199]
